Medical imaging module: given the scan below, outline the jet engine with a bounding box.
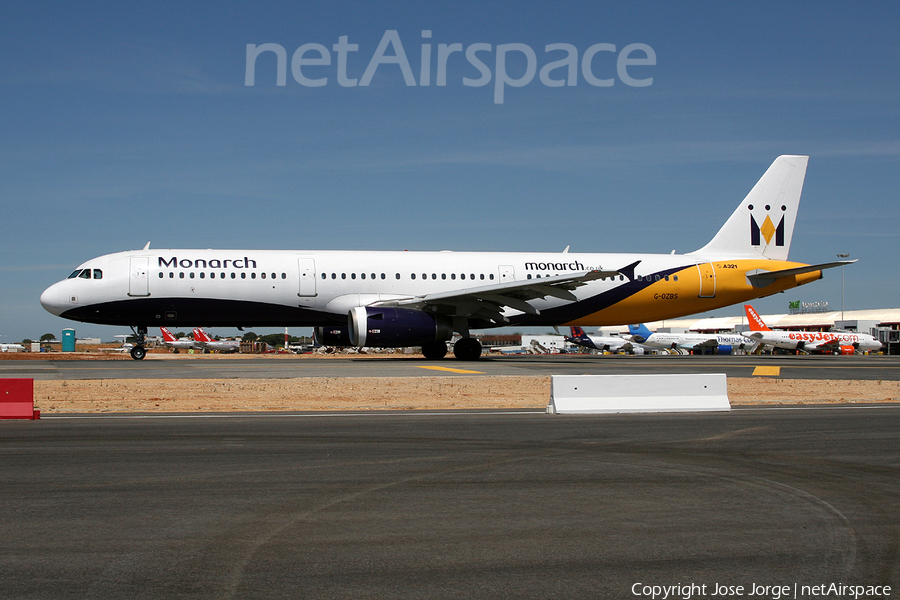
[348,306,452,348]
[314,325,353,347]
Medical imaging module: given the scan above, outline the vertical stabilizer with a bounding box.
[744,305,771,332]
[627,323,654,343]
[569,326,588,340]
[688,155,808,261]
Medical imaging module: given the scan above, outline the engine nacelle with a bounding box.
[314,325,353,347]
[349,306,452,348]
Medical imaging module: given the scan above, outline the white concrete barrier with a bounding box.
[548,374,730,414]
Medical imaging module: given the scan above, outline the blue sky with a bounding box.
[2,1,899,342]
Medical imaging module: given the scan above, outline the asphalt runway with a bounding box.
[2,407,898,599]
[2,353,898,380]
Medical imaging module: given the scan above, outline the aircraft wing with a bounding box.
[693,339,719,348]
[746,260,856,288]
[373,266,630,324]
[809,337,841,349]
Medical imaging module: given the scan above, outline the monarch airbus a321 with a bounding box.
[41,155,851,360]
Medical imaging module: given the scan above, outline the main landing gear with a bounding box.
[420,338,483,360]
[129,325,148,360]
[421,341,448,360]
[453,337,483,361]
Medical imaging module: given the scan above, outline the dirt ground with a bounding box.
[7,351,898,413]
[31,374,900,413]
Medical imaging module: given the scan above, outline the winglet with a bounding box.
[618,260,641,282]
[744,305,771,332]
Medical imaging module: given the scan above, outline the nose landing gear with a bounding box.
[129,325,148,360]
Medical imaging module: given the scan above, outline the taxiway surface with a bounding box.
[2,406,898,598]
[2,353,898,381]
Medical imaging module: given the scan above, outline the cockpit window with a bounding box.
[67,268,101,279]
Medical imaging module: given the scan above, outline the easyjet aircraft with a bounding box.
[41,155,850,360]
[742,304,881,354]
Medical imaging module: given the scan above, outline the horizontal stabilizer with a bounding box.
[746,259,856,288]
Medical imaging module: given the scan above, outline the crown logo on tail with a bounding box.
[750,208,785,247]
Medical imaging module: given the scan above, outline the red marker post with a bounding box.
[0,379,39,420]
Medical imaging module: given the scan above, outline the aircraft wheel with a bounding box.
[453,337,483,360]
[130,346,147,360]
[421,341,448,360]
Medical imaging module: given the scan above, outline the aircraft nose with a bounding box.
[40,284,62,316]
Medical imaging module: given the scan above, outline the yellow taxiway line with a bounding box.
[752,366,781,377]
[417,366,486,374]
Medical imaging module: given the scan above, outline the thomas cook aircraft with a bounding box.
[626,323,755,355]
[41,155,851,360]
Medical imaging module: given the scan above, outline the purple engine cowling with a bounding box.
[348,306,452,348]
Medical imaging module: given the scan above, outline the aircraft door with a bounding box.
[696,262,716,298]
[499,265,515,282]
[298,258,317,302]
[128,257,150,297]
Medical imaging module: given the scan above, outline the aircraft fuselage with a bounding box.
[41,248,819,329]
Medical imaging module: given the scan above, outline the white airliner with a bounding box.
[192,328,241,353]
[626,323,755,355]
[742,304,882,354]
[564,326,636,353]
[0,343,26,352]
[160,326,199,350]
[40,155,851,360]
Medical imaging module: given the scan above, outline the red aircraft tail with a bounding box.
[744,305,771,332]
